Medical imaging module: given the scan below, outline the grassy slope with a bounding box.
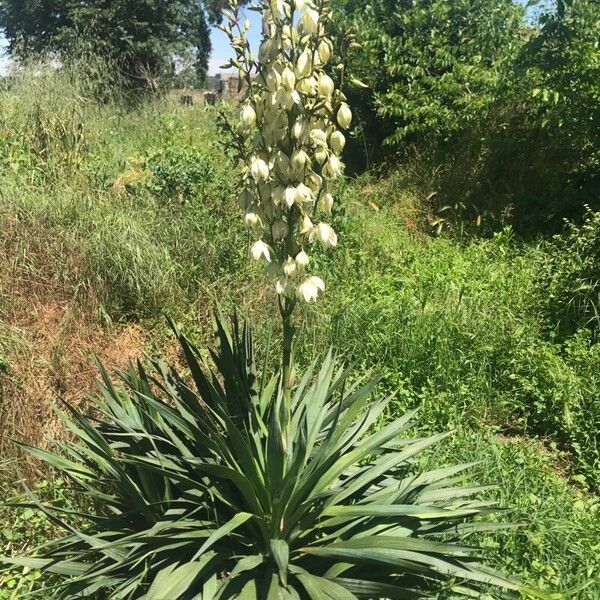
[0,67,598,597]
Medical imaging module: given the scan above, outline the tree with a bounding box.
[0,0,232,91]
[331,0,525,164]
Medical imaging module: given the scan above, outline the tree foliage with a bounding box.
[0,0,230,91]
[332,0,524,157]
[332,0,599,228]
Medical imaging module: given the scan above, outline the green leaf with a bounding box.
[270,540,289,587]
[144,561,208,600]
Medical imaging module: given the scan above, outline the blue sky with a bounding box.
[209,7,263,74]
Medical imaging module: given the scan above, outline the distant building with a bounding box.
[206,72,246,101]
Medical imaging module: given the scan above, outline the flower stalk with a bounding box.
[220,0,351,405]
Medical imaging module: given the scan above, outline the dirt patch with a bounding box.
[0,294,149,479]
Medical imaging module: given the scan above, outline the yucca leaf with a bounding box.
[270,539,289,587]
[193,512,254,560]
[143,559,211,600]
[291,567,358,600]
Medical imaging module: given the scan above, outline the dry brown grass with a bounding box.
[0,220,150,479]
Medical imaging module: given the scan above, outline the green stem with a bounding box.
[280,296,296,420]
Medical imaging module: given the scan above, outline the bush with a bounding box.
[1,314,522,598]
[331,0,524,167]
[146,145,216,204]
[538,208,600,341]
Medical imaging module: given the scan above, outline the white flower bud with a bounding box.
[310,128,328,147]
[310,222,338,248]
[295,0,305,10]
[318,192,334,213]
[318,39,332,64]
[245,212,262,228]
[297,276,325,302]
[337,103,353,129]
[272,220,289,239]
[250,240,271,262]
[282,67,296,91]
[295,250,310,269]
[241,104,256,128]
[315,146,328,165]
[250,157,270,182]
[301,8,319,34]
[318,74,334,98]
[300,214,314,234]
[296,50,312,77]
[330,131,346,155]
[283,257,298,277]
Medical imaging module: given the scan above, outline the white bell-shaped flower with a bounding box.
[318,74,334,98]
[297,276,325,302]
[315,146,328,165]
[330,131,345,155]
[292,118,309,140]
[301,8,319,34]
[311,222,338,248]
[295,250,310,269]
[337,103,352,129]
[324,154,343,178]
[283,257,298,277]
[296,183,313,202]
[318,39,332,64]
[318,192,334,213]
[250,157,270,182]
[282,67,296,91]
[310,128,328,147]
[296,50,312,77]
[284,186,299,208]
[250,240,272,262]
[244,211,262,228]
[291,149,309,170]
[241,104,256,128]
[300,214,314,235]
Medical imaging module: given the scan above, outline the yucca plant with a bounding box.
[3,313,524,599]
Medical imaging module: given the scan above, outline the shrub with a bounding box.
[1,314,522,598]
[538,208,600,341]
[146,145,216,203]
[330,0,524,166]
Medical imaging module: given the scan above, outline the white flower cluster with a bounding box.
[222,0,351,303]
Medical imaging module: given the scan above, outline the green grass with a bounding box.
[425,431,600,598]
[0,63,599,597]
